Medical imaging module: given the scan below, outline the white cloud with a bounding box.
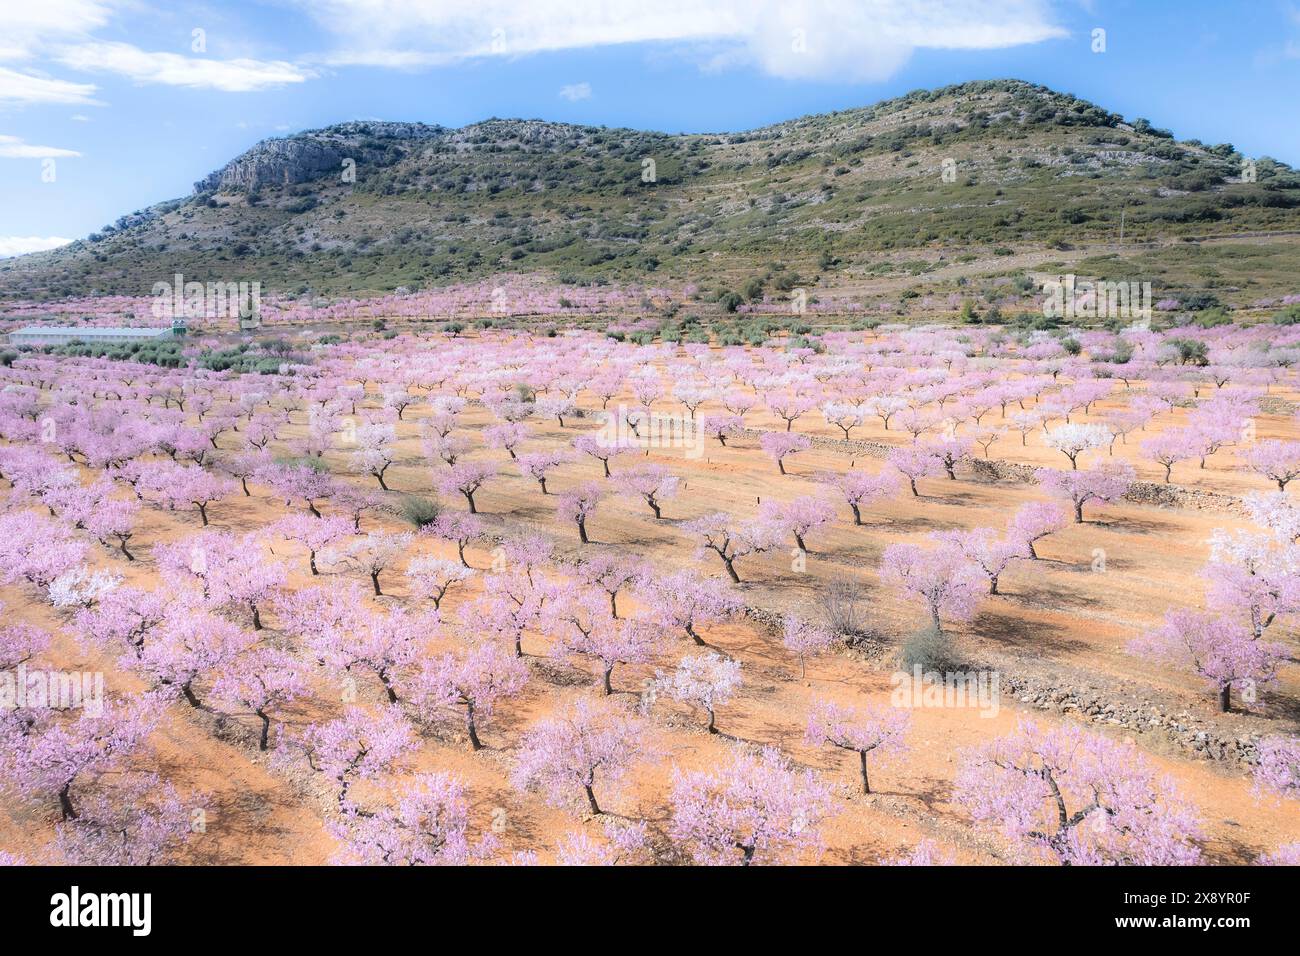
[54,41,314,92]
[559,81,592,101]
[0,1,114,61]
[0,65,97,104]
[0,236,73,258]
[0,134,81,158]
[302,0,1065,82]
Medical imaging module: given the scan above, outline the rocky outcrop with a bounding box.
[194,122,446,194]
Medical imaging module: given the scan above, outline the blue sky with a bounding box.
[2,0,1299,257]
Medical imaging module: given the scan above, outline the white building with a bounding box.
[7,326,175,347]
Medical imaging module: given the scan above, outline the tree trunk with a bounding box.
[850,503,862,525]
[585,785,602,816]
[257,709,271,751]
[859,750,871,794]
[1218,683,1232,713]
[466,704,483,750]
[370,571,382,596]
[577,518,589,544]
[464,490,477,513]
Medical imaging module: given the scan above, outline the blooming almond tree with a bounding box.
[759,495,835,554]
[642,569,742,646]
[437,461,498,514]
[1044,423,1110,470]
[404,555,474,609]
[212,647,307,750]
[330,771,489,865]
[1008,501,1070,559]
[955,720,1202,865]
[516,450,572,495]
[817,469,901,525]
[683,512,780,584]
[482,422,530,460]
[332,530,413,596]
[573,553,645,618]
[556,482,604,544]
[760,432,810,475]
[806,700,911,794]
[54,772,190,865]
[879,542,984,633]
[544,586,661,694]
[935,528,1026,595]
[268,513,354,575]
[1128,609,1287,712]
[427,511,483,568]
[408,643,529,750]
[658,651,742,734]
[290,707,416,812]
[1036,461,1135,523]
[6,696,159,820]
[133,603,254,708]
[350,423,399,491]
[74,585,169,660]
[921,435,973,481]
[887,445,943,497]
[158,530,287,629]
[782,616,835,678]
[84,497,140,561]
[669,746,832,866]
[1246,439,1300,492]
[1253,735,1300,801]
[1140,428,1198,483]
[615,464,679,519]
[573,433,635,478]
[279,583,430,704]
[511,699,648,816]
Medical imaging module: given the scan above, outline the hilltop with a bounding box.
[3,79,1299,309]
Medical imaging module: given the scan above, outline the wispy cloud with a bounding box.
[0,1,114,60]
[559,81,592,101]
[0,65,97,105]
[0,235,73,258]
[54,41,314,92]
[0,134,81,157]
[301,0,1065,82]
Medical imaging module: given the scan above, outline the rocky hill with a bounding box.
[4,79,1299,307]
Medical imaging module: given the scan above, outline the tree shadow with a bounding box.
[968,608,1086,655]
